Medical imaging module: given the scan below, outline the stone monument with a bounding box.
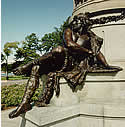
[9,0,125,127]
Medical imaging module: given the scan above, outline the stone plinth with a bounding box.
[73,0,125,16]
[20,69,125,127]
[20,103,125,127]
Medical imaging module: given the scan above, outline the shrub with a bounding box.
[1,83,43,109]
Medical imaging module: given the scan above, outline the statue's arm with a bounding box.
[63,28,92,54]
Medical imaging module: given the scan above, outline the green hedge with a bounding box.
[1,84,43,109]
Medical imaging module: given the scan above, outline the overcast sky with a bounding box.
[2,0,73,51]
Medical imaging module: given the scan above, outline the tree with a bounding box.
[2,42,19,80]
[1,52,5,63]
[15,33,42,64]
[14,17,70,65]
[41,17,70,52]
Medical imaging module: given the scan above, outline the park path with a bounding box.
[1,108,22,127]
[1,79,28,86]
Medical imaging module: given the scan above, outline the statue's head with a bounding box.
[70,16,82,32]
[70,12,91,33]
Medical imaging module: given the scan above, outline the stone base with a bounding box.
[20,103,125,127]
[20,70,125,127]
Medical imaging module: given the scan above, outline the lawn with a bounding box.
[1,76,28,80]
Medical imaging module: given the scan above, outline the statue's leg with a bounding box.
[96,51,109,67]
[9,65,40,119]
[13,61,34,75]
[13,58,40,76]
[35,73,55,107]
[96,51,122,71]
[13,46,65,76]
[34,46,66,107]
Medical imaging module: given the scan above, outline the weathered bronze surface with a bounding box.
[9,11,125,119]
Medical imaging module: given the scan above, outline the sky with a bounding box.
[1,0,73,52]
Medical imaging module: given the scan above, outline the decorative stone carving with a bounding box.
[74,0,88,7]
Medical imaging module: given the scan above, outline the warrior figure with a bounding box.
[9,12,124,119]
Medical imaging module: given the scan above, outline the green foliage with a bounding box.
[1,84,25,107]
[2,42,19,80]
[14,18,70,65]
[1,63,13,73]
[15,33,42,64]
[41,17,70,52]
[1,52,5,63]
[2,17,70,68]
[3,42,19,57]
[1,84,43,109]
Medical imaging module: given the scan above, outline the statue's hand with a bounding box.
[88,50,93,54]
[13,67,24,75]
[13,68,21,75]
[88,50,96,57]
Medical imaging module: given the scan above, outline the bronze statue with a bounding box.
[9,11,125,119]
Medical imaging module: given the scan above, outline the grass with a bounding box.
[1,76,28,80]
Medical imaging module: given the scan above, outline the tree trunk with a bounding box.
[6,58,9,80]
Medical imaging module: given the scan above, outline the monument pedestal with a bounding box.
[20,103,125,127]
[20,67,125,127]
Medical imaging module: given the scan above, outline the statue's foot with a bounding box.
[35,101,47,107]
[106,65,123,71]
[13,62,33,75]
[13,67,25,75]
[9,103,32,119]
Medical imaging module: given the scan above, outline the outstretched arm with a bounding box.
[63,28,92,54]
